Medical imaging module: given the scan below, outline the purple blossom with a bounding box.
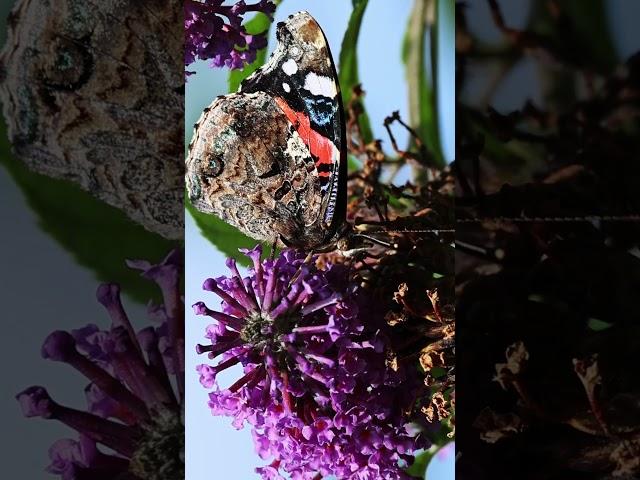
[16,249,184,479]
[195,246,427,479]
[185,0,275,73]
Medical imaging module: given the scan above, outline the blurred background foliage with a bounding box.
[0,3,179,304]
[456,1,640,479]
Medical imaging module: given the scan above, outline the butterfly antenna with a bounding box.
[354,222,455,235]
[350,233,394,248]
[455,240,504,262]
[456,214,640,223]
[348,228,455,250]
[382,228,455,234]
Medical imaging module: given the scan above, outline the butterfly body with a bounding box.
[186,11,347,250]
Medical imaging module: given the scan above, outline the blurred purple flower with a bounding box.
[16,249,184,480]
[185,0,275,74]
[195,246,426,479]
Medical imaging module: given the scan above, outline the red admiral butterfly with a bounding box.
[186,11,347,250]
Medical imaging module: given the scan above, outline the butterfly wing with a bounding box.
[239,11,347,244]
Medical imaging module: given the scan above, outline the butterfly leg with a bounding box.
[270,236,279,261]
[287,251,315,289]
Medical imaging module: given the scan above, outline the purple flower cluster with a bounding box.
[185,0,275,74]
[195,246,426,479]
[16,250,184,480]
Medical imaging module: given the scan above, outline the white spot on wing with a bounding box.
[303,72,337,98]
[282,82,291,93]
[282,59,298,76]
[285,130,312,168]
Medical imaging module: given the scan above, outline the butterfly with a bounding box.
[186,11,348,251]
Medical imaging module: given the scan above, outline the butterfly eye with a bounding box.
[41,35,94,91]
[206,154,225,178]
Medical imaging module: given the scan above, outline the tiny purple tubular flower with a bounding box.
[128,248,185,395]
[17,386,56,418]
[238,243,262,266]
[41,331,77,362]
[18,385,141,458]
[185,0,275,74]
[96,282,142,357]
[46,435,130,478]
[203,277,249,315]
[95,282,120,308]
[194,247,427,478]
[138,325,177,399]
[103,326,175,408]
[47,438,83,475]
[70,324,109,366]
[196,364,218,388]
[192,301,208,316]
[40,327,150,422]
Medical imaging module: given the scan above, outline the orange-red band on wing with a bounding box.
[275,97,337,176]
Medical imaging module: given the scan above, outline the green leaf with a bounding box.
[0,120,178,305]
[526,1,617,109]
[347,153,362,172]
[338,0,374,145]
[406,447,437,478]
[560,1,617,71]
[228,1,282,93]
[402,0,448,167]
[587,318,614,332]
[186,193,257,267]
[531,0,617,73]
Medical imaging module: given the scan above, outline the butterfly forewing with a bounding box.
[239,11,347,239]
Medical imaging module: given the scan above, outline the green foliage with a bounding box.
[347,153,361,172]
[0,120,178,304]
[338,0,374,145]
[186,193,256,267]
[407,448,436,478]
[587,318,614,331]
[228,1,283,93]
[527,0,617,109]
[562,1,617,70]
[531,0,617,73]
[402,0,449,168]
